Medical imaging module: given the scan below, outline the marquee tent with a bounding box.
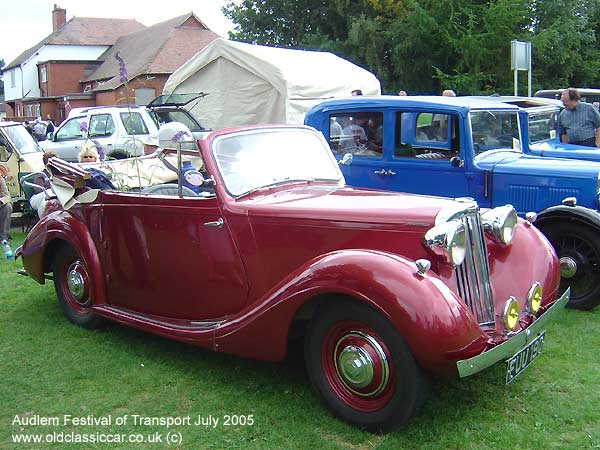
[162,38,381,129]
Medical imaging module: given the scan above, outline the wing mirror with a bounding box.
[339,152,353,166]
[450,156,464,168]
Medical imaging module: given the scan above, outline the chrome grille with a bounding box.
[455,212,495,325]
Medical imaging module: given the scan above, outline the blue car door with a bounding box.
[328,108,471,198]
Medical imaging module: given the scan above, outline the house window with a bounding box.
[34,104,41,118]
[25,105,33,117]
[10,70,16,88]
[40,66,47,83]
[134,88,156,106]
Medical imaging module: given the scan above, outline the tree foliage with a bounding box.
[223,0,600,95]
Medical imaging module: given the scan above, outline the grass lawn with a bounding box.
[1,231,599,449]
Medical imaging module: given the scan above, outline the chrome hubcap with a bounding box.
[66,261,90,305]
[334,331,389,397]
[559,256,578,279]
[338,345,374,389]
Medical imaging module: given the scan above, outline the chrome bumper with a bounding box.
[456,287,570,378]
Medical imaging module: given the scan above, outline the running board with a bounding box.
[96,305,224,331]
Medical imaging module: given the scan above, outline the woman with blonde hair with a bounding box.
[78,141,100,163]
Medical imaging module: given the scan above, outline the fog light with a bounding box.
[527,282,543,314]
[502,297,520,331]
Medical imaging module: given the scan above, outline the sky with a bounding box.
[0,0,236,66]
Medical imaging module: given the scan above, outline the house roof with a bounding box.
[87,13,219,92]
[4,16,145,71]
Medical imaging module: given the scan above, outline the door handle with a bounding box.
[374,169,396,176]
[203,218,224,228]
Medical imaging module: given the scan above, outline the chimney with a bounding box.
[52,4,66,31]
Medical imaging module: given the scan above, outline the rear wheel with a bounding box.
[305,300,424,433]
[542,222,600,310]
[53,245,103,328]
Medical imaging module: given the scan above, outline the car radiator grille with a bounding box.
[455,212,495,326]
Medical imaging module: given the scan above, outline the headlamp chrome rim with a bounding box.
[502,297,520,331]
[424,220,467,267]
[482,205,518,246]
[527,282,543,314]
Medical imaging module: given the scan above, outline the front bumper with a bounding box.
[456,287,570,378]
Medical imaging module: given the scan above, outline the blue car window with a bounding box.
[328,112,383,158]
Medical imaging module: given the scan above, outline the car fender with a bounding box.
[215,249,485,372]
[20,210,107,305]
[534,204,600,233]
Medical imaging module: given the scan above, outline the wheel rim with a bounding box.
[62,259,92,311]
[322,321,395,412]
[554,234,600,299]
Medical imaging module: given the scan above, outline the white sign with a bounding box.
[511,40,531,71]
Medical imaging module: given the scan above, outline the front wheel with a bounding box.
[305,300,425,433]
[542,222,600,310]
[53,245,103,328]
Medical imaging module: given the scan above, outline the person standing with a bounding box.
[442,89,456,97]
[558,87,600,147]
[0,165,13,257]
[46,115,55,134]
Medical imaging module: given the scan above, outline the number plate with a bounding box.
[505,331,545,384]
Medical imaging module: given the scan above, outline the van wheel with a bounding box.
[305,300,425,433]
[543,222,600,310]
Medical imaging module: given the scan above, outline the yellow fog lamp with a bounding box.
[527,282,543,314]
[502,297,520,331]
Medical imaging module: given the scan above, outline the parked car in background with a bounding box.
[0,120,45,200]
[40,105,158,161]
[146,93,208,137]
[305,95,600,310]
[17,124,568,432]
[535,88,600,106]
[483,96,600,161]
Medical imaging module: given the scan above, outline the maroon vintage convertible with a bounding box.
[17,124,569,432]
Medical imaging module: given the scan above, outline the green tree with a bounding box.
[223,0,600,94]
[529,0,600,89]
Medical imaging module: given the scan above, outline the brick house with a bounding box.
[86,13,219,108]
[2,5,219,124]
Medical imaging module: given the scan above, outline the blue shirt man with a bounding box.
[558,88,600,147]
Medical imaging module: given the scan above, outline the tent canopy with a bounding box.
[163,38,381,129]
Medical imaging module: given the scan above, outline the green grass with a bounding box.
[1,231,599,449]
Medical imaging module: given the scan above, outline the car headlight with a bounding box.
[424,220,467,267]
[482,205,517,245]
[527,282,543,314]
[502,297,520,331]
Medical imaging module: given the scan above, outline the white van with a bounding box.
[41,105,158,161]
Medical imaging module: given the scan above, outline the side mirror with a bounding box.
[450,156,464,168]
[339,152,353,166]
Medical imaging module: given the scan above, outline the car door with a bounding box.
[378,110,470,198]
[98,191,248,320]
[328,108,470,197]
[42,115,87,161]
[87,113,117,157]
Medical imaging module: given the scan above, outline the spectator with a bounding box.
[46,115,55,134]
[351,89,363,96]
[558,87,600,147]
[78,141,100,163]
[398,90,408,96]
[0,164,12,256]
[141,134,160,155]
[24,121,34,136]
[33,119,47,141]
[442,89,456,97]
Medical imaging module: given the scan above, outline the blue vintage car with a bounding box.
[489,96,600,162]
[305,96,600,310]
